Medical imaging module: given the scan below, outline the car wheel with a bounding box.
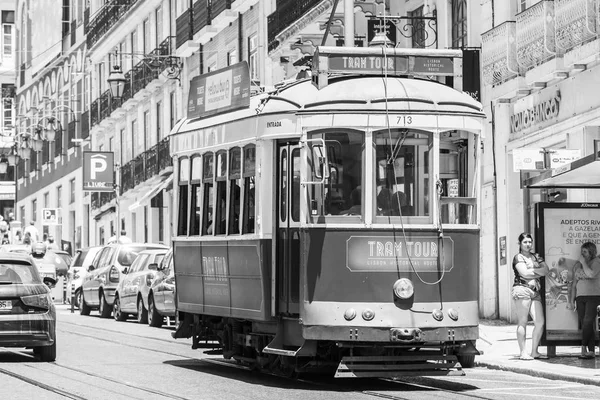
[74,289,82,309]
[99,292,112,318]
[113,295,128,322]
[37,342,57,362]
[137,297,148,324]
[148,295,163,328]
[79,294,91,316]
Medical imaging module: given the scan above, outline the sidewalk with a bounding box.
[476,319,600,386]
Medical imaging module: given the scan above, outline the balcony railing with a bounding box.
[81,111,90,140]
[91,191,116,210]
[212,0,232,17]
[176,7,193,48]
[193,0,211,36]
[89,37,177,129]
[120,136,172,195]
[482,21,520,86]
[516,0,556,71]
[67,120,77,151]
[268,0,323,51]
[555,0,597,52]
[86,0,139,49]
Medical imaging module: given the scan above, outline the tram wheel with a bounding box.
[457,354,475,368]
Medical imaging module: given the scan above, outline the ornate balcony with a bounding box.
[91,191,116,210]
[268,0,325,52]
[555,0,596,52]
[516,1,557,71]
[119,136,172,195]
[86,0,139,50]
[482,21,520,86]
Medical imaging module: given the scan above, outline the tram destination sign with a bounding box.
[187,61,251,120]
[327,53,409,75]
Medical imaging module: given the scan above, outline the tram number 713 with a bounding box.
[397,116,413,125]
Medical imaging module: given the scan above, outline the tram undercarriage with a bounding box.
[174,312,479,378]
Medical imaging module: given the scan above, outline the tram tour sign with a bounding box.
[312,46,459,89]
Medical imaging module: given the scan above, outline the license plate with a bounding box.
[0,300,12,311]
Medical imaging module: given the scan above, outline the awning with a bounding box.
[523,151,600,189]
[128,174,173,212]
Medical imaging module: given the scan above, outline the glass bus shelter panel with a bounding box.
[307,129,364,221]
[439,130,478,225]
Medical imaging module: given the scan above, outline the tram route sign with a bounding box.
[187,61,251,120]
[345,235,454,273]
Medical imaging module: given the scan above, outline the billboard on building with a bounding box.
[536,203,600,345]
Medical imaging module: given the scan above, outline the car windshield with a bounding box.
[0,262,41,284]
[118,246,159,266]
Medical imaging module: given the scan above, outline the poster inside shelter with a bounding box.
[541,204,600,341]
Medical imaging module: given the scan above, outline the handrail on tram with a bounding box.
[300,138,329,185]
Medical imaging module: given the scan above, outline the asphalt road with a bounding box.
[1,304,600,400]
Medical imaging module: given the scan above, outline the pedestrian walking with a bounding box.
[567,241,600,359]
[512,232,549,360]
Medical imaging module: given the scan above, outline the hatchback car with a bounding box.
[146,248,176,327]
[0,253,57,361]
[66,246,102,309]
[113,249,168,323]
[80,243,168,318]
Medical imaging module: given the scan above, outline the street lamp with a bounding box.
[107,65,127,99]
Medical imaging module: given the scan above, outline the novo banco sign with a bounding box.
[510,91,561,134]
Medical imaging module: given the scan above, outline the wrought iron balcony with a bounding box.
[176,7,193,48]
[268,0,323,52]
[555,0,597,52]
[482,21,520,86]
[193,0,211,36]
[119,136,172,195]
[516,0,557,71]
[91,191,116,210]
[212,0,232,18]
[67,120,77,151]
[81,111,90,140]
[86,0,139,49]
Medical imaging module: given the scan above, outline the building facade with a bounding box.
[481,0,600,320]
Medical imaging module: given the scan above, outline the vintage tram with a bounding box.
[171,47,484,378]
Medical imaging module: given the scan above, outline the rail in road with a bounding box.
[2,312,598,400]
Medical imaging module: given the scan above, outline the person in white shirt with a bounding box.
[23,222,40,243]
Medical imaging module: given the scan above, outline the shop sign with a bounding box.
[510,91,561,134]
[512,148,545,172]
[548,149,581,169]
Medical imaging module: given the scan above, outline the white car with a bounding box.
[66,246,102,308]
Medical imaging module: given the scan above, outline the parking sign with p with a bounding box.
[42,208,59,225]
[83,151,114,191]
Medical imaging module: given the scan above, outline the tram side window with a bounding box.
[242,145,256,234]
[214,151,227,235]
[189,156,202,236]
[291,149,300,222]
[201,153,214,236]
[374,129,431,219]
[177,157,190,236]
[228,147,242,235]
[439,130,477,224]
[308,130,364,219]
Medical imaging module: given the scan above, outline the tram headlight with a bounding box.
[432,308,444,321]
[344,308,357,321]
[393,278,414,299]
[362,308,375,321]
[447,308,459,321]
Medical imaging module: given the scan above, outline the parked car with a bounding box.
[0,252,57,361]
[146,248,176,327]
[52,250,72,276]
[80,242,168,318]
[113,249,168,323]
[66,246,102,309]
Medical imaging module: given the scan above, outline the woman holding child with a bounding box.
[567,241,600,359]
[512,233,549,360]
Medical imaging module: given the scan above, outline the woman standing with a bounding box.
[567,242,600,359]
[512,233,550,360]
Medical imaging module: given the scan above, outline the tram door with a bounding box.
[276,142,301,315]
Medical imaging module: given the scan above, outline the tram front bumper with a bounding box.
[302,325,478,343]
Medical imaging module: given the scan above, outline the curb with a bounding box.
[475,360,600,387]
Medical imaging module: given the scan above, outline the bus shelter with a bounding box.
[522,144,600,355]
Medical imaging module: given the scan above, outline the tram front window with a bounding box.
[308,129,363,220]
[374,129,431,220]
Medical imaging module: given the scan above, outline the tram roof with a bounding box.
[172,76,484,135]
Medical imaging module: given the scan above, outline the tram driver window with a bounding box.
[201,153,214,235]
[214,151,227,235]
[242,145,256,234]
[308,130,363,219]
[189,156,202,236]
[177,157,190,236]
[439,130,477,224]
[374,129,431,220]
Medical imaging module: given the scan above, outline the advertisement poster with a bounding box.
[536,203,600,343]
